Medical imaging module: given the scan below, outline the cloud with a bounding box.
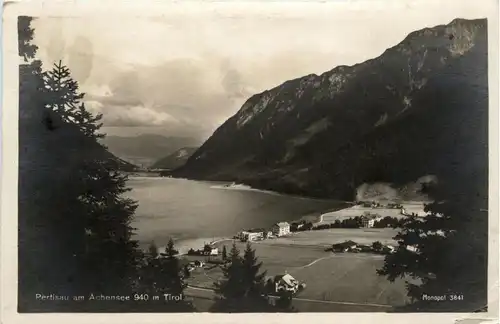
[85,100,179,127]
[84,84,113,98]
[105,105,179,127]
[31,4,490,138]
[80,57,247,131]
[75,49,395,133]
[219,59,254,100]
[84,100,104,114]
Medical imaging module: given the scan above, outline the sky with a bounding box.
[31,2,489,140]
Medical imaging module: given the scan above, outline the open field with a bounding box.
[286,254,408,306]
[318,202,428,224]
[185,228,407,310]
[185,251,408,310]
[259,228,399,246]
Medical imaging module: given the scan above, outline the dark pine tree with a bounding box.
[18,15,99,311]
[138,242,162,296]
[41,61,142,297]
[163,239,187,296]
[18,16,37,61]
[18,16,142,311]
[372,241,383,252]
[211,242,273,312]
[137,240,195,312]
[148,241,159,258]
[241,243,267,298]
[378,170,488,312]
[274,291,297,312]
[211,242,245,312]
[221,245,228,262]
[18,15,69,311]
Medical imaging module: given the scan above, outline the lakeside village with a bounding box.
[174,200,425,296]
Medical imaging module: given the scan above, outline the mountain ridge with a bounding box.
[174,18,488,200]
[151,146,198,169]
[100,134,200,167]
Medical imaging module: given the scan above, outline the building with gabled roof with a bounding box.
[271,222,291,237]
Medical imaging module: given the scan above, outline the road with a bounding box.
[184,285,394,312]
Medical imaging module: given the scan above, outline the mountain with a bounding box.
[174,18,488,200]
[151,147,199,169]
[100,134,200,167]
[107,152,139,172]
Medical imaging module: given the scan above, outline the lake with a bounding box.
[126,177,344,252]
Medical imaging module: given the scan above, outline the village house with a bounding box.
[202,244,219,256]
[361,213,382,228]
[357,244,372,253]
[400,208,430,217]
[194,260,205,267]
[239,229,265,241]
[387,203,403,209]
[383,245,396,254]
[244,232,263,242]
[332,240,357,252]
[406,245,418,253]
[238,231,251,241]
[187,260,205,270]
[274,273,300,293]
[272,222,291,237]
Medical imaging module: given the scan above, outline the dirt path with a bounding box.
[289,253,384,273]
[210,238,232,245]
[296,255,336,269]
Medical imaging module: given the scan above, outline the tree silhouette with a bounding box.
[211,242,273,312]
[18,16,142,311]
[138,242,162,296]
[19,16,68,310]
[241,242,267,298]
[137,240,194,311]
[275,291,297,312]
[148,241,159,258]
[43,61,104,138]
[372,241,383,252]
[378,171,488,312]
[163,238,187,296]
[221,245,228,262]
[18,16,38,61]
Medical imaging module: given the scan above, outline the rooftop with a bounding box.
[361,213,381,220]
[279,273,298,286]
[275,222,290,227]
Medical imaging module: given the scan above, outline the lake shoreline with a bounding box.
[128,176,351,254]
[129,175,351,203]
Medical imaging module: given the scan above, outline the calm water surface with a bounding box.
[126,177,343,250]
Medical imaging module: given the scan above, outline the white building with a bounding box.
[245,232,263,241]
[272,222,291,237]
[383,245,396,254]
[406,245,418,253]
[361,214,382,228]
[238,231,251,241]
[275,273,299,293]
[202,245,219,256]
[239,230,264,241]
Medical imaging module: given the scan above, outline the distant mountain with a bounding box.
[174,18,488,200]
[108,153,139,172]
[100,134,200,167]
[152,147,198,169]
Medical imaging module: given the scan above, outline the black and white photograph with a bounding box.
[2,0,498,319]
